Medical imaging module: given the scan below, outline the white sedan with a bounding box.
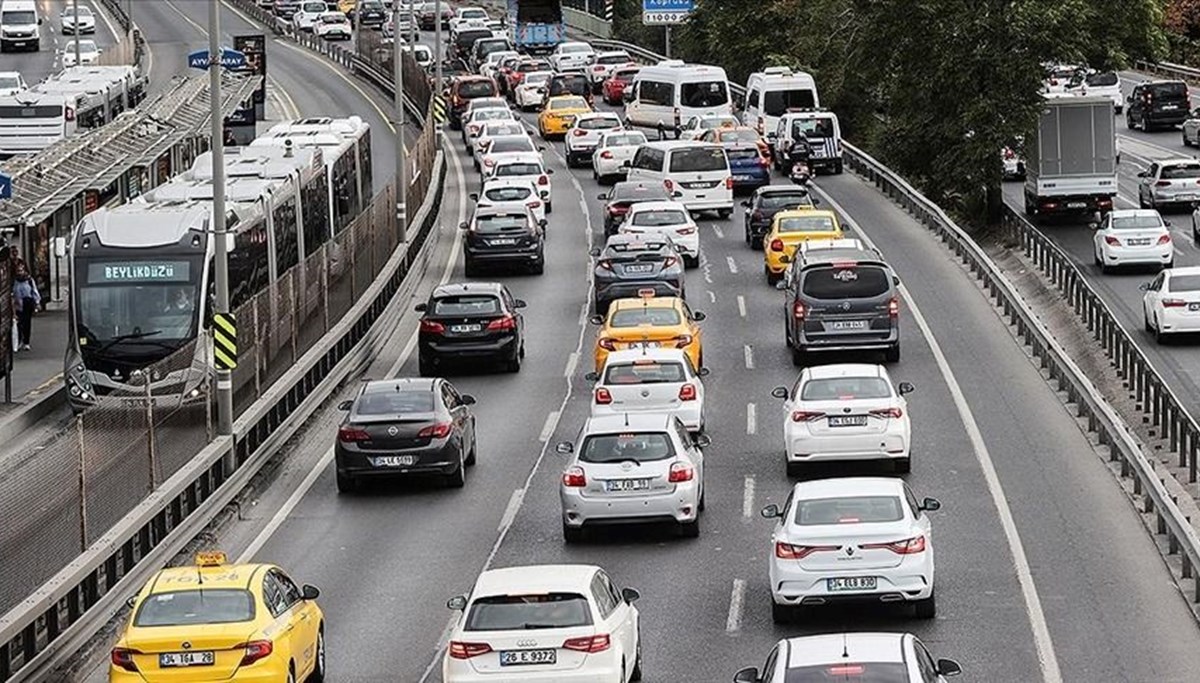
[62,39,100,67]
[762,477,939,623]
[514,71,553,111]
[586,348,707,432]
[60,5,96,35]
[442,564,642,683]
[479,49,519,81]
[564,112,624,168]
[593,130,648,184]
[1093,208,1173,273]
[771,363,913,476]
[474,120,528,158]
[486,154,554,213]
[472,178,547,224]
[477,134,541,175]
[549,41,595,72]
[619,201,700,268]
[463,107,519,155]
[314,11,353,40]
[0,71,27,97]
[1142,266,1200,341]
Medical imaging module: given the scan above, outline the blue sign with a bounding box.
[643,0,694,10]
[187,47,248,70]
[0,171,11,201]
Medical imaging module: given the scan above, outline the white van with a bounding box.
[0,0,41,52]
[625,140,733,217]
[624,62,732,130]
[775,110,843,175]
[742,67,819,148]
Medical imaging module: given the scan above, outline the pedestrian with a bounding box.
[9,245,25,271]
[12,265,39,351]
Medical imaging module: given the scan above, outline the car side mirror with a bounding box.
[697,367,710,377]
[770,386,789,399]
[588,247,601,257]
[301,584,320,600]
[597,193,608,201]
[621,587,640,603]
[1139,282,1150,291]
[673,191,683,198]
[337,400,353,411]
[920,497,942,512]
[589,314,604,325]
[741,200,751,208]
[759,504,781,519]
[546,168,555,175]
[897,381,915,396]
[584,371,599,381]
[460,394,477,405]
[1088,221,1100,230]
[38,17,43,25]
[555,441,574,454]
[125,596,137,609]
[811,197,820,205]
[1165,220,1173,227]
[513,299,527,308]
[936,659,962,677]
[774,280,788,291]
[459,221,470,230]
[539,219,548,228]
[691,311,706,321]
[446,595,467,610]
[1136,171,1147,178]
[734,668,760,683]
[622,90,634,102]
[468,193,479,201]
[414,302,428,312]
[692,433,712,448]
[537,145,546,151]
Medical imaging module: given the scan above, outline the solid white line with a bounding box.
[726,255,738,274]
[746,402,756,435]
[811,185,1064,683]
[725,578,746,633]
[564,351,579,377]
[743,344,754,370]
[737,294,746,318]
[741,475,755,517]
[538,410,560,442]
[498,489,523,532]
[711,224,725,239]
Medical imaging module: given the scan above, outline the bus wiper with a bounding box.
[96,330,164,353]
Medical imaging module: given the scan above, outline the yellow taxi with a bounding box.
[110,552,326,683]
[592,293,706,371]
[537,95,592,139]
[763,209,843,284]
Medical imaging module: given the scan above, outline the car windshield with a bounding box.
[580,432,674,463]
[484,186,533,202]
[1,11,36,24]
[133,589,255,627]
[73,40,98,53]
[801,377,892,401]
[65,6,93,16]
[795,496,905,526]
[550,97,587,110]
[488,138,535,153]
[669,147,726,173]
[604,133,647,147]
[632,209,687,227]
[610,307,682,327]
[762,88,817,116]
[458,80,495,97]
[465,593,592,631]
[578,117,620,130]
[680,80,730,108]
[793,118,836,138]
[432,295,501,316]
[760,193,812,209]
[1110,214,1164,230]
[782,663,911,682]
[778,215,837,233]
[474,214,529,234]
[495,163,543,177]
[302,1,325,11]
[1161,164,1200,179]
[802,264,890,299]
[604,361,686,384]
[356,389,434,415]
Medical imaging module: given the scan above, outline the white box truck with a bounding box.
[1023,94,1117,220]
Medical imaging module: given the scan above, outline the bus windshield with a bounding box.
[76,257,203,347]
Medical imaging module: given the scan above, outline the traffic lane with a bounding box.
[128,0,198,89]
[5,0,120,87]
[824,171,1200,679]
[246,135,596,683]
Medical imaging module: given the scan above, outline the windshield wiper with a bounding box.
[95,330,164,353]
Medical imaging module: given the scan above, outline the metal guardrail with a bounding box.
[1134,60,1200,82]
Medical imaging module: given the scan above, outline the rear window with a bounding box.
[134,589,255,627]
[610,307,682,327]
[597,54,630,65]
[800,377,892,401]
[760,193,812,210]
[580,432,674,463]
[794,496,905,526]
[578,116,621,130]
[356,390,434,415]
[482,123,524,137]
[606,241,667,254]
[473,214,530,234]
[470,109,512,124]
[488,138,535,153]
[1110,214,1164,230]
[550,78,589,95]
[457,80,496,98]
[550,97,588,110]
[603,133,647,147]
[631,209,687,227]
[432,295,501,316]
[495,162,543,177]
[801,265,890,299]
[1161,164,1200,180]
[778,215,837,234]
[613,68,640,80]
[680,80,729,108]
[782,663,911,682]
[484,186,533,202]
[1149,82,1187,99]
[727,148,762,161]
[1087,72,1118,87]
[476,39,508,53]
[716,129,761,145]
[762,88,816,116]
[456,30,493,46]
[669,147,727,173]
[604,361,686,384]
[525,72,550,85]
[1169,275,1200,292]
[613,184,670,201]
[465,593,593,631]
[792,118,836,138]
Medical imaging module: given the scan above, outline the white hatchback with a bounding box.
[564,112,624,168]
[1142,266,1200,341]
[474,120,529,158]
[550,41,596,72]
[1093,208,1173,273]
[593,130,649,184]
[586,348,707,432]
[761,477,939,623]
[62,39,101,66]
[487,154,555,212]
[473,178,547,224]
[619,201,700,268]
[443,564,643,683]
[477,134,541,175]
[514,70,553,111]
[771,363,914,476]
[463,107,519,155]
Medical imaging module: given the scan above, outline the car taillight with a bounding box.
[449,641,494,659]
[562,466,586,487]
[573,128,588,136]
[1104,235,1120,246]
[663,178,674,192]
[420,319,446,334]
[662,256,678,268]
[609,205,628,215]
[775,542,838,559]
[791,410,825,422]
[673,107,681,126]
[770,238,785,252]
[237,640,274,667]
[668,461,695,482]
[725,177,734,190]
[592,65,606,71]
[1003,148,1015,159]
[678,383,697,401]
[888,296,899,319]
[673,335,692,348]
[599,337,617,351]
[793,301,806,320]
[538,175,549,185]
[1158,233,1172,245]
[1156,180,1172,187]
[527,200,542,209]
[869,407,903,418]
[600,150,614,159]
[563,634,611,653]
[111,648,139,672]
[594,387,613,404]
[418,422,452,439]
[483,158,496,167]
[676,226,697,235]
[752,210,763,221]
[1163,298,1188,307]
[65,106,75,122]
[862,535,927,555]
[337,426,370,442]
[487,315,517,331]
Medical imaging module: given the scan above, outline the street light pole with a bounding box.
[434,0,443,117]
[394,2,407,244]
[72,0,81,67]
[208,0,233,438]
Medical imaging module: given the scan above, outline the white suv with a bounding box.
[564,111,623,167]
[550,41,595,72]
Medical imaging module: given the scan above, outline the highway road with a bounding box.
[4,0,123,87]
[65,27,1200,682]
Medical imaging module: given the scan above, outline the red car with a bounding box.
[506,59,552,96]
[603,65,641,106]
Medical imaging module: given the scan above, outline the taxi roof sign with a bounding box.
[195,551,227,567]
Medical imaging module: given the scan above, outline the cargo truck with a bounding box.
[1023,94,1118,220]
[507,0,563,54]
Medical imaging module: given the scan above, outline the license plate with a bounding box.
[827,415,868,427]
[828,320,868,331]
[627,341,660,349]
[1066,202,1087,209]
[449,324,482,333]
[624,264,655,273]
[605,478,652,491]
[1179,194,1198,201]
[373,455,417,467]
[499,649,557,666]
[489,238,517,245]
[1164,104,1179,110]
[1128,238,1152,246]
[159,652,215,668]
[827,576,877,592]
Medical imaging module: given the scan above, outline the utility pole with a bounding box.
[409,1,417,47]
[72,0,81,66]
[353,0,361,56]
[664,25,671,59]
[394,1,407,244]
[208,0,233,439]
[434,0,443,123]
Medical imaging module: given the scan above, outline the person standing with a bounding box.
[12,265,40,351]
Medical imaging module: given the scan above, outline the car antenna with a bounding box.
[842,633,849,659]
[624,412,630,427]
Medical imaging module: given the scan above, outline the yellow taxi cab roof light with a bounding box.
[195,550,227,567]
[637,289,656,298]
[830,260,859,268]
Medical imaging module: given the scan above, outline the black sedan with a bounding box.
[590,235,686,314]
[461,207,546,276]
[598,181,678,236]
[416,282,527,375]
[334,377,477,491]
[742,185,817,249]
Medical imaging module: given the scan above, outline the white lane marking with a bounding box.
[737,294,746,318]
[238,140,468,564]
[498,489,523,532]
[811,184,1064,683]
[741,475,755,517]
[746,402,756,435]
[707,290,716,304]
[743,344,754,370]
[711,224,725,239]
[274,40,396,134]
[702,256,713,284]
[538,410,560,443]
[726,255,738,274]
[725,578,746,633]
[564,351,579,378]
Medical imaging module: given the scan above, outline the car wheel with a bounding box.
[678,517,700,538]
[1093,245,1102,267]
[766,266,780,285]
[1164,259,1174,270]
[562,521,585,543]
[1145,310,1153,333]
[1143,115,1152,132]
[833,160,844,174]
[593,167,600,182]
[1155,317,1167,344]
[884,343,900,363]
[771,601,793,625]
[1126,113,1135,130]
[418,354,435,378]
[286,664,296,683]
[894,457,911,474]
[751,236,763,250]
[445,449,466,488]
[465,436,477,466]
[506,351,522,373]
[545,200,553,214]
[698,485,706,512]
[336,470,358,494]
[1184,131,1192,147]
[310,627,327,683]
[913,590,937,619]
[630,632,644,681]
[531,260,545,275]
[565,151,576,168]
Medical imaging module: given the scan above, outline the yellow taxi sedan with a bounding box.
[538,95,592,139]
[591,293,706,371]
[110,552,326,683]
[763,209,843,284]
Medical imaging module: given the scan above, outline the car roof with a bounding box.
[492,152,544,166]
[1155,158,1200,167]
[783,633,907,668]
[585,412,676,433]
[363,377,435,394]
[641,140,722,151]
[603,348,690,365]
[432,281,504,297]
[804,363,886,380]
[801,247,886,266]
[474,565,599,596]
[628,200,686,212]
[148,563,271,592]
[792,476,906,501]
[775,208,837,220]
[1109,208,1163,218]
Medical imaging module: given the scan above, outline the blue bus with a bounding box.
[508,0,564,54]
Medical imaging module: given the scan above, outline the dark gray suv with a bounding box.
[590,235,686,314]
[779,247,900,365]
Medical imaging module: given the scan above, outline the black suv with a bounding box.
[598,181,677,236]
[590,235,686,314]
[742,186,817,249]
[460,207,546,275]
[1127,80,1189,131]
[416,282,527,375]
[356,0,387,27]
[779,246,900,365]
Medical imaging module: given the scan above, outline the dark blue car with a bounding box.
[726,144,771,192]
